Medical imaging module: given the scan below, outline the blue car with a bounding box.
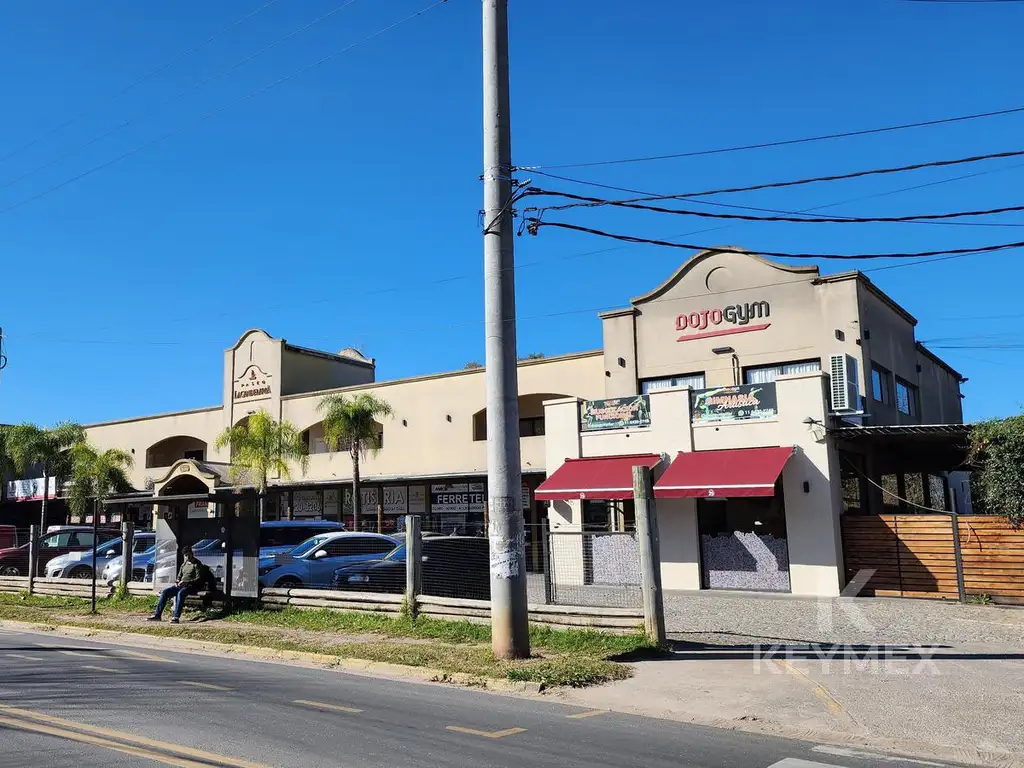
[259,520,346,557]
[258,532,398,588]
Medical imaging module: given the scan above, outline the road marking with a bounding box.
[777,660,851,721]
[178,681,233,691]
[57,650,102,658]
[293,699,364,714]
[82,665,125,674]
[766,760,847,768]
[812,745,946,766]
[113,649,179,664]
[446,725,526,739]
[6,653,45,661]
[566,709,608,719]
[0,705,269,768]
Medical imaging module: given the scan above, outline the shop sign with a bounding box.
[360,487,379,515]
[408,486,426,515]
[293,490,322,517]
[383,486,407,515]
[323,489,340,518]
[430,482,485,532]
[187,500,209,519]
[581,396,651,432]
[691,383,777,423]
[6,477,57,502]
[232,364,273,402]
[676,300,771,342]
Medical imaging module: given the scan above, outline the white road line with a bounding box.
[113,649,179,664]
[82,665,126,674]
[812,745,947,766]
[57,650,102,658]
[293,699,364,714]
[178,681,233,691]
[6,653,45,661]
[766,759,845,768]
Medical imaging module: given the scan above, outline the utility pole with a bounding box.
[482,0,529,659]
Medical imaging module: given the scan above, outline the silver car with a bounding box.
[46,533,155,579]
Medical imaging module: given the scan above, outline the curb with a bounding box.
[0,619,544,695]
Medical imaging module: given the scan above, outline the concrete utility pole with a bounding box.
[482,0,529,659]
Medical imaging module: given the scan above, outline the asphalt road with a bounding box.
[0,628,972,768]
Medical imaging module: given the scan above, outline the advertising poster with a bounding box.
[691,383,778,423]
[580,396,651,432]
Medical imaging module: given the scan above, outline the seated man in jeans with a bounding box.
[148,545,203,624]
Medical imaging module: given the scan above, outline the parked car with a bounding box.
[332,536,490,600]
[0,526,119,577]
[259,520,346,557]
[45,532,155,579]
[121,538,223,583]
[0,525,18,550]
[258,532,399,588]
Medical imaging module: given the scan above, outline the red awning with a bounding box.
[654,447,795,499]
[536,454,662,501]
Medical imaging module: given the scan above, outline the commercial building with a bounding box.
[8,248,969,597]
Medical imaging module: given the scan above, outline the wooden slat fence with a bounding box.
[842,514,1023,603]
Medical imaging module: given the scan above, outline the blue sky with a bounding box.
[1,0,1022,426]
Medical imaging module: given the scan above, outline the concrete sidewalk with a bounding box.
[553,593,1024,766]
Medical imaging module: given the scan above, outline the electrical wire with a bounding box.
[524,188,1024,225]
[0,0,452,218]
[0,0,364,193]
[518,104,1024,170]
[526,148,1024,209]
[0,0,281,166]
[525,220,1024,261]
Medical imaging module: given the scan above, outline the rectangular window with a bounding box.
[641,372,705,394]
[871,364,892,404]
[895,378,918,416]
[519,417,545,437]
[743,359,821,385]
[183,449,204,461]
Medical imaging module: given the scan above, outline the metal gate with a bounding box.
[544,530,642,609]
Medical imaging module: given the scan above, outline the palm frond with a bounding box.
[215,410,308,493]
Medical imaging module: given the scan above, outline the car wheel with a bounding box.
[69,566,94,579]
[274,576,302,588]
[0,565,21,577]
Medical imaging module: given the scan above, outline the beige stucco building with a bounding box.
[77,248,965,597]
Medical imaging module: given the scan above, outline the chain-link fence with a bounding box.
[543,530,643,609]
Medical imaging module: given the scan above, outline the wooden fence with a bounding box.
[0,576,151,598]
[842,514,1024,603]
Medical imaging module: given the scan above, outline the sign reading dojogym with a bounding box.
[676,300,771,342]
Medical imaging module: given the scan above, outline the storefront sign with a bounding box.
[323,489,340,519]
[187,500,209,519]
[383,486,407,515]
[232,364,273,402]
[430,482,485,532]
[408,486,426,515]
[581,396,651,432]
[293,490,322,517]
[360,487,379,516]
[691,383,778,423]
[6,477,57,502]
[676,301,771,342]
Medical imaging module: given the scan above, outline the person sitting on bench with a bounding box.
[148,545,203,624]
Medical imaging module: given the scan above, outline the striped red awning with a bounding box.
[654,447,794,499]
[535,454,662,501]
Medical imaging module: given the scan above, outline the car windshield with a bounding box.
[290,535,334,558]
[92,537,122,554]
[383,543,405,561]
[193,538,218,550]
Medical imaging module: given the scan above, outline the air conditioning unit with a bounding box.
[829,353,860,414]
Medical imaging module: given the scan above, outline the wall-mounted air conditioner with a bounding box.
[829,353,861,415]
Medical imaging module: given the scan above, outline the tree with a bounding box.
[215,410,308,522]
[4,422,85,531]
[519,352,545,360]
[317,393,393,530]
[463,361,483,370]
[67,443,134,526]
[969,415,1024,527]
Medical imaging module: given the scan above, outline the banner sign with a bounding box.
[691,383,778,423]
[292,490,322,517]
[408,486,426,515]
[6,477,57,502]
[580,396,651,432]
[430,482,485,533]
[383,486,408,515]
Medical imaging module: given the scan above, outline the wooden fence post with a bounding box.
[120,522,134,593]
[405,515,422,618]
[27,524,37,595]
[632,465,666,646]
[950,493,967,603]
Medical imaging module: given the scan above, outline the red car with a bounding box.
[0,526,119,577]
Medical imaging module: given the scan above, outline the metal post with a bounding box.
[540,517,552,605]
[950,491,967,603]
[90,500,99,614]
[224,503,234,609]
[27,524,37,595]
[405,514,422,618]
[377,496,384,535]
[632,465,666,646]
[120,522,134,593]
[483,0,529,660]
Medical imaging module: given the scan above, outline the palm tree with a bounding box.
[317,393,393,530]
[4,422,85,531]
[215,410,308,522]
[67,443,134,529]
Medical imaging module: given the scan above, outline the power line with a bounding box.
[0,0,452,218]
[526,148,1024,207]
[524,220,1024,261]
[0,0,364,193]
[0,0,281,166]
[524,188,1024,226]
[517,104,1024,170]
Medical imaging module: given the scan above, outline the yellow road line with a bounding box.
[566,709,608,719]
[81,665,125,674]
[113,649,179,664]
[0,705,269,768]
[777,660,850,720]
[446,725,526,739]
[0,714,210,768]
[6,653,45,661]
[293,699,364,714]
[178,681,233,691]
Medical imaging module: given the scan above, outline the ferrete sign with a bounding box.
[676,301,771,342]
